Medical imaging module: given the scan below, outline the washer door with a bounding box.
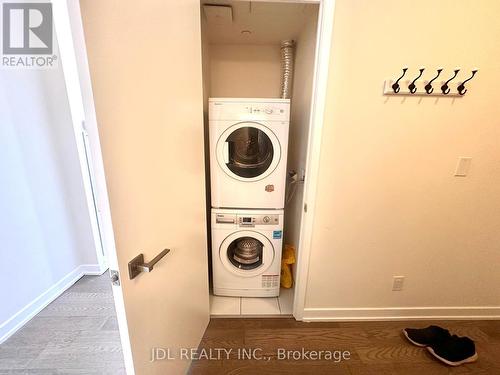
[219,230,275,277]
[216,122,281,182]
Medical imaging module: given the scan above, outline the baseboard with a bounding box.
[302,306,500,322]
[80,263,107,275]
[0,264,105,344]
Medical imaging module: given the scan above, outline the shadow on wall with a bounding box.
[209,44,282,98]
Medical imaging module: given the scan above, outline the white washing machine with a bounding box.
[209,98,290,209]
[211,208,284,297]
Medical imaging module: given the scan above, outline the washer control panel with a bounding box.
[215,212,282,227]
[215,214,236,224]
[238,214,279,227]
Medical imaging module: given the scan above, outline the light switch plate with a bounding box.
[455,157,472,177]
[392,276,405,291]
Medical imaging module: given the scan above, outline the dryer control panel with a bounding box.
[209,98,290,122]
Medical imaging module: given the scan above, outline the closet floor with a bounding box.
[210,288,294,317]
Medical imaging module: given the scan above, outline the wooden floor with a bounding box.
[3,278,500,375]
[0,274,125,374]
[189,318,500,375]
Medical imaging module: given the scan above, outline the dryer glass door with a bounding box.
[217,122,281,182]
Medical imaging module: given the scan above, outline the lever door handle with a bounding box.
[128,248,170,279]
[223,142,230,164]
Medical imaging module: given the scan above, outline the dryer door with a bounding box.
[219,230,275,277]
[216,122,281,182]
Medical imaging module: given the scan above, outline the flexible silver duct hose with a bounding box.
[280,40,295,99]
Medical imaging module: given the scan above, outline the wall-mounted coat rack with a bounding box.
[384,67,478,97]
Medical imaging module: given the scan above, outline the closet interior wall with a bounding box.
[284,7,319,278]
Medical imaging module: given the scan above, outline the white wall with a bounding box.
[284,8,318,259]
[304,0,500,319]
[209,44,281,98]
[0,31,99,341]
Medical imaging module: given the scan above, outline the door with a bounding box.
[220,231,275,277]
[79,1,209,374]
[217,122,281,181]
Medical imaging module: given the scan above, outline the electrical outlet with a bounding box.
[392,276,405,291]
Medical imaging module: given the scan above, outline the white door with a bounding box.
[79,1,209,374]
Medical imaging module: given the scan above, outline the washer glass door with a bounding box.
[228,236,263,270]
[220,230,274,277]
[217,122,281,182]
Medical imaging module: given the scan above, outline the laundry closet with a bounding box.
[200,1,319,317]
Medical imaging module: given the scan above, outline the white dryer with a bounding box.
[211,208,284,297]
[209,98,290,209]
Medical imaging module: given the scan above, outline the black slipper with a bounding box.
[402,325,451,347]
[427,335,478,366]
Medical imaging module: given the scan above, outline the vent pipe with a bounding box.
[280,40,295,99]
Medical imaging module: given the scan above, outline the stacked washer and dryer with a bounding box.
[209,98,290,297]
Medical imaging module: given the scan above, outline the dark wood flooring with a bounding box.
[188,318,500,375]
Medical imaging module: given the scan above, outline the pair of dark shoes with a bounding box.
[403,325,478,366]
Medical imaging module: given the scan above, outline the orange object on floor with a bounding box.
[280,244,296,288]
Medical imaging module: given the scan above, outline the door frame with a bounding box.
[55,0,335,373]
[289,0,336,320]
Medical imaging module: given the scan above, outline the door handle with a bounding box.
[128,248,170,280]
[223,142,229,163]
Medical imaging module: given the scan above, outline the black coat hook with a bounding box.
[424,69,443,94]
[392,67,408,93]
[457,70,478,95]
[408,68,425,94]
[441,69,460,95]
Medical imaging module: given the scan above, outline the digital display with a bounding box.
[242,217,252,223]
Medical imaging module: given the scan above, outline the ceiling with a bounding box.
[202,1,319,44]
